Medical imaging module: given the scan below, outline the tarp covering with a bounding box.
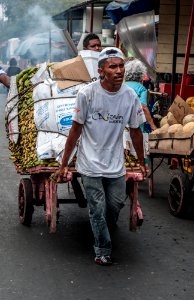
[106,0,154,25]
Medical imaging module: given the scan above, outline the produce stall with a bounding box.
[147,1,194,219]
[148,94,194,217]
[5,54,145,233]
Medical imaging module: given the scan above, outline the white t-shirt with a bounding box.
[73,80,145,177]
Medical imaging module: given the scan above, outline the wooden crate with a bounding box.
[149,131,194,155]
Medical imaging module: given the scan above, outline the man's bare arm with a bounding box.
[0,75,10,88]
[130,127,146,176]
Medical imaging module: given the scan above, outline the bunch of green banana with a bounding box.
[8,67,59,171]
[124,149,140,168]
[17,67,37,93]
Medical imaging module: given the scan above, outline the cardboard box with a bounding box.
[168,95,194,124]
[51,55,91,90]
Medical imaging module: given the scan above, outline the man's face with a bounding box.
[99,57,125,88]
[86,39,102,52]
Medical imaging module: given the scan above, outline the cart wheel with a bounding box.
[168,172,192,218]
[18,178,34,226]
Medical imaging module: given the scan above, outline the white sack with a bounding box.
[33,72,86,161]
[79,50,99,80]
[36,132,65,160]
[123,129,149,158]
[36,131,77,163]
[5,76,19,144]
[33,79,86,134]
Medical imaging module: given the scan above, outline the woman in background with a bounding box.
[124,58,156,131]
[124,58,157,169]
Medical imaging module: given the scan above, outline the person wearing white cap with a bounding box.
[57,47,146,266]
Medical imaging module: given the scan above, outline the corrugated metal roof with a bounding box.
[53,0,160,21]
[53,0,110,20]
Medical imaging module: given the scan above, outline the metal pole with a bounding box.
[90,3,94,33]
[180,2,194,98]
[171,0,180,102]
[116,32,120,48]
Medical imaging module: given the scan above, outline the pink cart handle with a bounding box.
[125,172,144,182]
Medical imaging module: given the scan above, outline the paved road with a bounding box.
[0,91,194,300]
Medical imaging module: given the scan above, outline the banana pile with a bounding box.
[63,151,139,169]
[124,149,140,168]
[8,67,59,172]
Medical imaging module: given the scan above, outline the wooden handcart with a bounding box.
[17,165,145,233]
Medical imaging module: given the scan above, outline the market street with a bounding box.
[0,90,194,300]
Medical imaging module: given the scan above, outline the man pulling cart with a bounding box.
[6,47,146,266]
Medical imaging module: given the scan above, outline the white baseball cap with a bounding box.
[98,47,124,64]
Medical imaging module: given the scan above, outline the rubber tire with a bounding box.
[18,178,34,226]
[168,172,192,218]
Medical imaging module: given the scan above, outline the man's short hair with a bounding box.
[98,58,107,68]
[83,33,100,49]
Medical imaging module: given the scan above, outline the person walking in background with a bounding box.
[6,58,21,77]
[83,33,102,52]
[124,58,157,169]
[57,47,146,266]
[124,58,156,131]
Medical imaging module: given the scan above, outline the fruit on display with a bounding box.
[168,124,183,134]
[183,121,194,133]
[152,108,194,135]
[160,112,179,128]
[124,149,140,168]
[186,97,194,110]
[151,128,161,134]
[166,111,179,125]
[159,123,170,133]
[160,116,168,127]
[182,114,194,126]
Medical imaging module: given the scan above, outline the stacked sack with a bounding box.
[6,53,151,173]
[5,57,90,172]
